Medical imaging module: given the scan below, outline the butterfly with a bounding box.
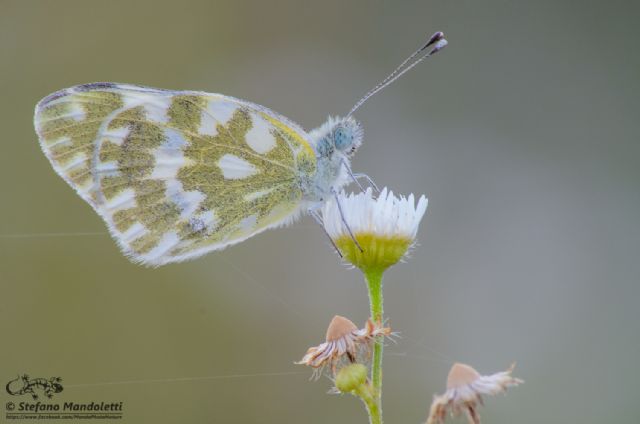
[33,33,446,266]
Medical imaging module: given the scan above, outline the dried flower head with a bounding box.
[296,315,391,377]
[426,363,523,424]
[322,188,428,272]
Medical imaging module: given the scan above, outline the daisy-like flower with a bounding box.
[322,187,428,272]
[426,363,523,424]
[296,315,391,376]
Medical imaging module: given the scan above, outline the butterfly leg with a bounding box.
[341,159,379,193]
[341,159,366,192]
[331,188,364,252]
[308,208,343,258]
[353,173,380,193]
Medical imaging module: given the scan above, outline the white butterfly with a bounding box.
[33,33,446,266]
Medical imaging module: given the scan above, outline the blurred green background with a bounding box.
[1,0,639,422]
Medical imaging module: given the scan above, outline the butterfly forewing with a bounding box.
[34,83,316,265]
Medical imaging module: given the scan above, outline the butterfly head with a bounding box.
[312,116,363,159]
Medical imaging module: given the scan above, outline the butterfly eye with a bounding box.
[333,127,352,151]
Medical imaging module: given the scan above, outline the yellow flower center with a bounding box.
[335,233,413,273]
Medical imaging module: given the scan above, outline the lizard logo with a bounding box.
[6,374,63,400]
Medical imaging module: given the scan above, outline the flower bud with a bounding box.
[335,364,368,393]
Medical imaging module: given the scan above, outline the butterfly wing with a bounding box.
[34,83,317,265]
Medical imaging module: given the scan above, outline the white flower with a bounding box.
[321,188,428,270]
[426,363,523,424]
[323,187,428,241]
[296,315,391,377]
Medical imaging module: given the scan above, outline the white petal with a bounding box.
[322,186,428,240]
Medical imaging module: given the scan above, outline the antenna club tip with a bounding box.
[428,38,448,55]
[424,31,445,49]
[435,39,448,50]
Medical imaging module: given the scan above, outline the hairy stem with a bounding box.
[358,384,382,424]
[364,269,384,424]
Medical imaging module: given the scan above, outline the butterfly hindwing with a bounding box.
[35,83,316,265]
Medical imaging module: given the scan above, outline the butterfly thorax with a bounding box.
[302,116,363,204]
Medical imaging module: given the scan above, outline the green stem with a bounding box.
[364,269,384,424]
[358,384,382,424]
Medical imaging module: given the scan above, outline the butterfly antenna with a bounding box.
[346,31,448,118]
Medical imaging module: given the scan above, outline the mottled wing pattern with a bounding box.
[34,83,317,265]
